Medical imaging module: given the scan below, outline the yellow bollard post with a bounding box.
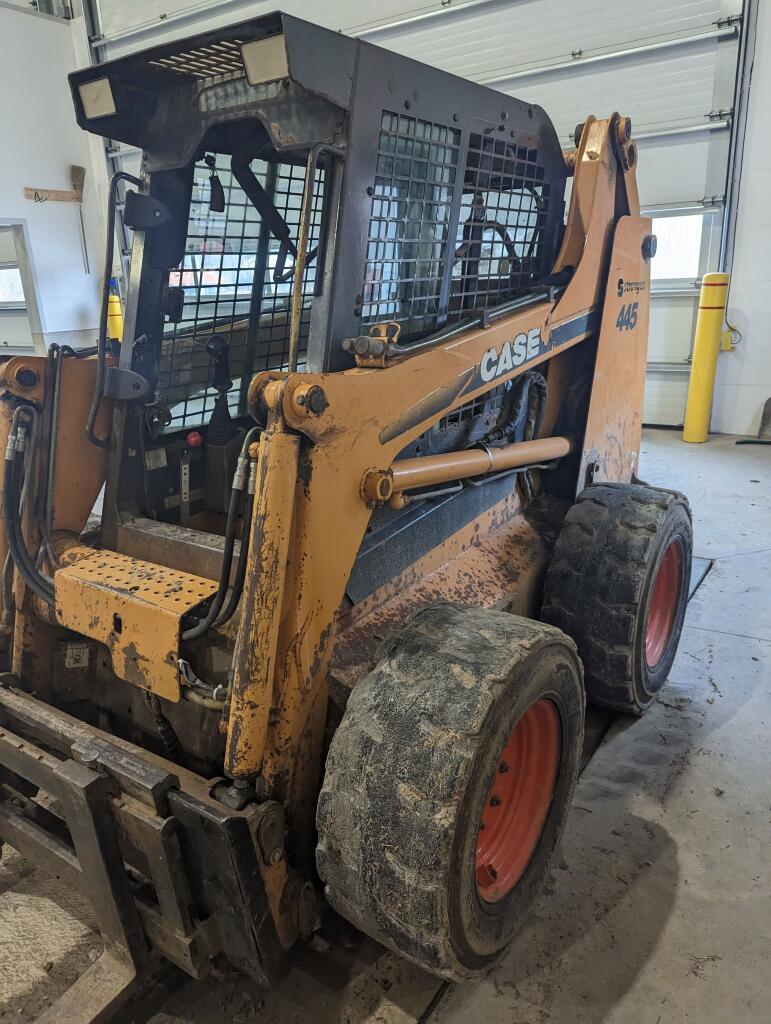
[106,277,124,342]
[682,272,729,443]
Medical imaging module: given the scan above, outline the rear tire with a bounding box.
[316,604,584,981]
[541,483,692,714]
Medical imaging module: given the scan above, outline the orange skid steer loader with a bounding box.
[0,13,691,1020]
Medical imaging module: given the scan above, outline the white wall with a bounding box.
[713,3,771,436]
[0,4,104,348]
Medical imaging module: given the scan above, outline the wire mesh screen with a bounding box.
[361,111,461,343]
[162,157,324,431]
[438,384,507,432]
[451,131,551,313]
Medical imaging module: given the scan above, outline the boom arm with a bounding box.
[223,115,651,866]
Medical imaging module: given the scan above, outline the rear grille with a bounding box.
[147,40,246,83]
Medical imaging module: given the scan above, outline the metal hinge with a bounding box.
[103,366,151,402]
[714,14,742,28]
[707,107,734,121]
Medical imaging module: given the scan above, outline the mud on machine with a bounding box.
[0,12,692,1021]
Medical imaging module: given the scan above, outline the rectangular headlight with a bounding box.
[79,78,116,119]
[241,35,289,87]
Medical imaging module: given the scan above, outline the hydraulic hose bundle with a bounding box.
[181,427,260,641]
[3,407,55,605]
[481,370,547,448]
[468,370,549,501]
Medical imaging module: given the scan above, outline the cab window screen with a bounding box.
[361,111,461,344]
[161,157,325,431]
[451,131,551,314]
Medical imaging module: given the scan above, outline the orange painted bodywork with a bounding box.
[0,355,111,683]
[217,116,650,874]
[1,116,650,908]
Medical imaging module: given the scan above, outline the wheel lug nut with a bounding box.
[490,795,501,807]
[499,761,509,773]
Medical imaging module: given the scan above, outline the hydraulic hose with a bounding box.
[481,370,547,448]
[1,551,14,627]
[181,427,260,640]
[61,344,98,358]
[86,170,142,449]
[6,439,55,603]
[213,458,257,627]
[181,475,242,640]
[2,409,41,622]
[3,412,55,604]
[144,691,186,766]
[39,345,62,569]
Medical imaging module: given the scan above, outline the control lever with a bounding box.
[202,335,245,512]
[206,334,233,396]
[204,154,225,214]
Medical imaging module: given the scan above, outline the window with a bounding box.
[161,156,326,431]
[451,131,551,314]
[0,267,25,308]
[361,111,461,342]
[650,213,704,280]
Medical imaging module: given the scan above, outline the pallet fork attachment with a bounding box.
[0,714,148,1022]
[0,678,289,1021]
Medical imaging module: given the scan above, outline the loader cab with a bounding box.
[69,12,567,557]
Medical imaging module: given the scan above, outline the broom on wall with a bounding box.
[23,164,89,274]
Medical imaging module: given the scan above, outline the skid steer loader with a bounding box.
[0,12,692,1019]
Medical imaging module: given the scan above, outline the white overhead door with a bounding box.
[87,0,745,424]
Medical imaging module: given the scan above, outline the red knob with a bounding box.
[186,431,204,448]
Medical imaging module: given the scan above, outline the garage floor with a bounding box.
[1,429,769,1024]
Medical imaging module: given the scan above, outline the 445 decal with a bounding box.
[616,302,639,331]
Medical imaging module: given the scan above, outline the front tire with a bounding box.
[541,483,692,714]
[316,604,584,981]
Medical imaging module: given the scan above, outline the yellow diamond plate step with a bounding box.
[55,548,219,701]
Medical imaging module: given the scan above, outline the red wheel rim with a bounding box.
[475,699,560,903]
[645,541,683,668]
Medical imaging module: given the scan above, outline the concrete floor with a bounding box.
[1,429,769,1023]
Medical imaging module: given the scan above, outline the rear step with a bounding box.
[0,678,285,1022]
[54,548,219,700]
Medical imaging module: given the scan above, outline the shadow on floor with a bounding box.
[0,870,100,1024]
